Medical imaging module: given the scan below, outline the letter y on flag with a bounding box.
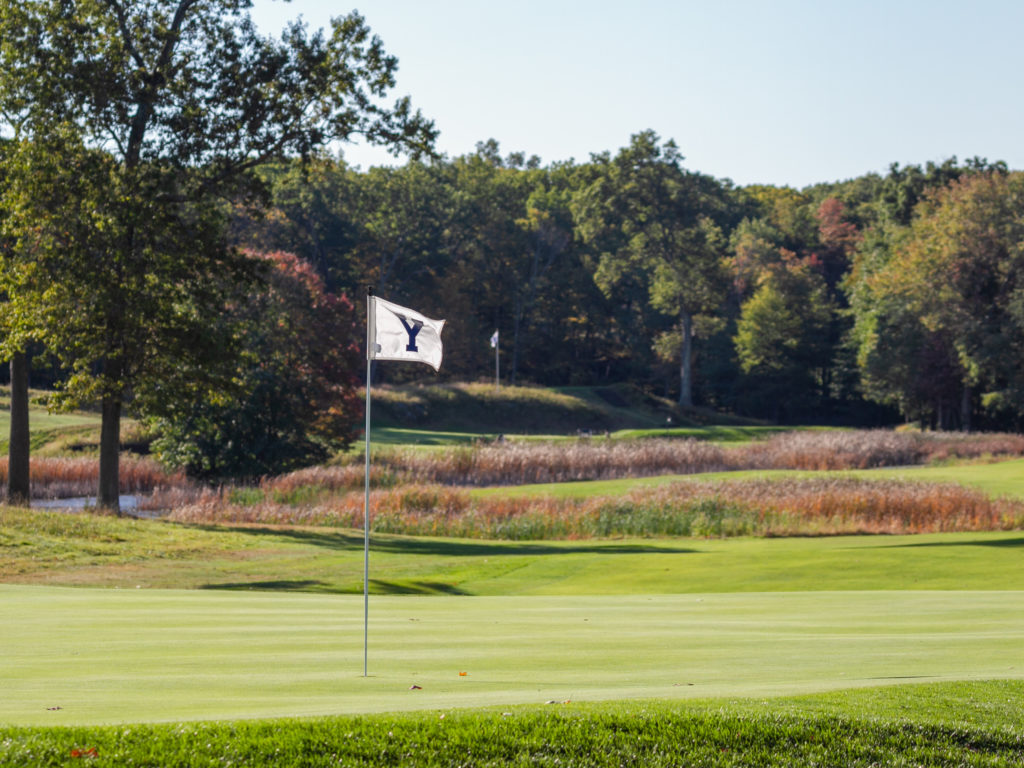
[369,295,445,371]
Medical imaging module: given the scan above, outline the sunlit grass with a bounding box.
[3,681,1023,766]
[4,507,1024,593]
[2,583,1023,726]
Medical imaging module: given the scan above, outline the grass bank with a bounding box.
[2,681,1022,766]
[4,507,1024,593]
[371,382,760,436]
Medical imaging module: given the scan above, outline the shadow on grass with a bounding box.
[188,523,698,557]
[200,579,330,592]
[199,578,469,595]
[866,537,1024,550]
[369,579,470,595]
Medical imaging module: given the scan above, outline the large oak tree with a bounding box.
[0,0,434,511]
[573,131,729,406]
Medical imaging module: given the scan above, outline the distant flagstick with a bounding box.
[490,329,500,390]
[363,287,445,676]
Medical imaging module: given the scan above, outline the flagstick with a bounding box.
[363,288,375,677]
[495,339,500,391]
[362,289,444,677]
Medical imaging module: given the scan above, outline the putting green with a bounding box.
[2,585,1022,725]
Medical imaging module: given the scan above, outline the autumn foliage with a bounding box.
[149,250,363,480]
[163,430,1024,539]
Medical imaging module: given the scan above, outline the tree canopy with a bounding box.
[0,0,434,506]
[3,1,1023,494]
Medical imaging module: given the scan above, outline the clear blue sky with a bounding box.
[250,0,1024,188]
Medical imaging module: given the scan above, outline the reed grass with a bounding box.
[167,476,1024,540]
[12,430,1024,534]
[372,430,1024,487]
[0,456,186,499]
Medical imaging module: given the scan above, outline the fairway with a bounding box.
[2,584,1022,726]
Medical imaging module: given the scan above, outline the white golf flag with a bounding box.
[369,295,445,371]
[490,329,499,348]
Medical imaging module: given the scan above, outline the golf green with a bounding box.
[2,585,1022,725]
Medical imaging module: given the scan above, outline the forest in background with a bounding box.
[4,1,1024,494]
[232,134,1017,430]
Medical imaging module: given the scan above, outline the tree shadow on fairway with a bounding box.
[369,579,470,595]
[186,524,366,551]
[199,579,332,592]
[865,537,1024,550]
[193,523,699,557]
[198,578,470,595]
[366,537,699,558]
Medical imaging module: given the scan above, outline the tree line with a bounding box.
[3,1,1023,510]
[236,137,1017,432]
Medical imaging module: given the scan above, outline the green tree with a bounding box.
[510,186,572,384]
[441,146,535,381]
[355,161,452,300]
[1,131,118,504]
[574,131,729,406]
[0,0,434,510]
[150,251,362,479]
[848,172,1024,429]
[0,139,30,505]
[734,256,834,421]
[233,154,361,290]
[878,157,1007,226]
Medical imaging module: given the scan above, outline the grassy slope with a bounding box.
[0,387,106,455]
[371,382,763,437]
[4,508,1024,594]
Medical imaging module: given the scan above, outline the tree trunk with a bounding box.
[678,312,693,408]
[99,395,122,514]
[7,351,31,506]
[960,385,972,432]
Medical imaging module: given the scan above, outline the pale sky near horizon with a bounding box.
[249,0,1024,188]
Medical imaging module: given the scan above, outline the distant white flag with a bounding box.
[369,295,445,371]
[490,329,499,349]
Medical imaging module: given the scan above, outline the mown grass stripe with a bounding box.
[2,586,1022,725]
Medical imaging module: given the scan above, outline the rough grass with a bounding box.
[12,429,1024,541]
[3,682,1023,767]
[371,429,1024,487]
[166,476,1024,540]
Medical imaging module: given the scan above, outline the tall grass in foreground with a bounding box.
[168,476,1024,539]
[3,685,1022,767]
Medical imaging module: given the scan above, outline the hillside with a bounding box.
[0,389,105,456]
[371,382,760,436]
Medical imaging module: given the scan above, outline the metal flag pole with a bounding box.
[361,289,444,677]
[363,287,375,677]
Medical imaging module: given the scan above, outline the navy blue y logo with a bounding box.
[397,314,424,352]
